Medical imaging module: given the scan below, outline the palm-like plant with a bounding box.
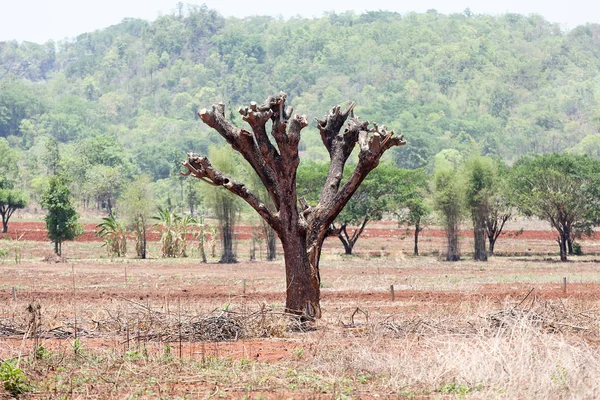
[96,214,127,257]
[153,207,196,258]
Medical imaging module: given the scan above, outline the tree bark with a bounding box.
[219,219,237,263]
[446,221,460,261]
[281,231,320,319]
[413,223,421,256]
[559,232,568,262]
[473,214,488,261]
[488,238,496,256]
[141,222,147,260]
[265,225,277,261]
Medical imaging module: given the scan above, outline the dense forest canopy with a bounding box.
[2,6,600,210]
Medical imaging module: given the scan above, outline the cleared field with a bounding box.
[0,222,599,398]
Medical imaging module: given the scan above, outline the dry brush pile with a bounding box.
[0,292,598,398]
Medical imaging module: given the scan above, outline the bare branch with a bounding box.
[316,102,356,154]
[182,153,280,231]
[200,101,281,209]
[321,124,406,226]
[318,116,369,206]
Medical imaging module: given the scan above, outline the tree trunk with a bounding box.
[141,224,147,259]
[281,232,320,320]
[337,233,353,255]
[446,221,460,261]
[219,218,237,263]
[1,218,7,233]
[413,223,420,256]
[488,237,496,256]
[266,226,277,261]
[567,239,574,255]
[559,232,568,262]
[473,215,488,261]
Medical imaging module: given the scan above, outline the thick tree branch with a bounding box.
[318,116,369,206]
[321,123,406,226]
[316,102,356,154]
[200,102,281,209]
[182,153,280,231]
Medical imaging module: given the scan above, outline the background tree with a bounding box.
[41,176,83,256]
[0,176,27,233]
[432,167,464,261]
[330,164,404,255]
[119,176,155,259]
[202,146,242,264]
[182,94,405,319]
[511,153,600,261]
[395,168,431,256]
[461,156,495,261]
[483,160,514,256]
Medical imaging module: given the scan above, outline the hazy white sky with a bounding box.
[1,0,600,43]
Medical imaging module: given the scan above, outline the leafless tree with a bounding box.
[182,93,405,319]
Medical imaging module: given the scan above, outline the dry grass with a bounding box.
[1,231,600,398]
[0,294,599,398]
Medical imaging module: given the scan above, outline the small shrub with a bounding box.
[34,345,50,360]
[96,214,127,257]
[0,360,29,397]
[572,242,583,256]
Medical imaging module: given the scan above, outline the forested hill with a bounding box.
[2,6,600,197]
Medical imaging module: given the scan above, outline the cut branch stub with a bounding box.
[316,101,356,153]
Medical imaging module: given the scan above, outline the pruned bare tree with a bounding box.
[182,92,405,319]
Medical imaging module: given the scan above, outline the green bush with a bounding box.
[0,360,29,397]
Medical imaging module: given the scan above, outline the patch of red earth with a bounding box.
[3,222,592,242]
[3,283,598,305]
[0,337,301,363]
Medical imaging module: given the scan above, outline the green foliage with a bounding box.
[395,169,431,227]
[432,163,464,261]
[95,213,127,257]
[0,176,28,233]
[511,154,600,223]
[152,207,196,258]
[203,146,242,263]
[119,176,155,258]
[40,175,83,255]
[5,9,600,217]
[462,156,495,211]
[0,359,29,397]
[511,153,600,260]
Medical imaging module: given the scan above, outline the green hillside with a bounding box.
[2,6,600,210]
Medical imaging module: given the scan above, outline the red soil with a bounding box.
[1,221,588,242]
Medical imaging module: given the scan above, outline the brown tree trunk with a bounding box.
[266,226,277,261]
[281,231,320,319]
[559,232,568,262]
[446,221,460,261]
[337,233,353,255]
[413,223,421,256]
[473,214,488,261]
[488,237,496,256]
[219,219,236,263]
[141,223,147,260]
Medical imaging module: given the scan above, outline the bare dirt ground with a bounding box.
[1,222,600,398]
